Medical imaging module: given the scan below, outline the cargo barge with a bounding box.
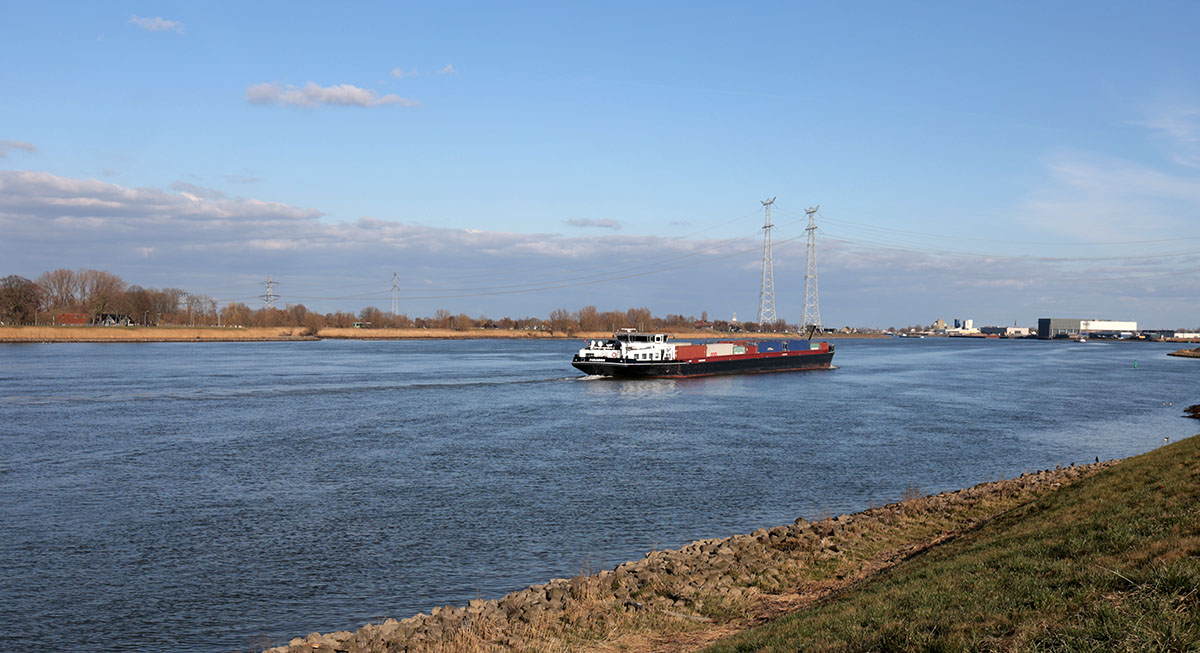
[572,330,834,378]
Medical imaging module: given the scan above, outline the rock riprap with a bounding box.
[266,461,1117,653]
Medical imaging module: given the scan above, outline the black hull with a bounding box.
[572,351,834,378]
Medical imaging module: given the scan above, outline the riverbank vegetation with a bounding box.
[1,269,817,334]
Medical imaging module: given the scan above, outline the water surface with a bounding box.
[1,337,1195,651]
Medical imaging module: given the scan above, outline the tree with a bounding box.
[76,269,127,314]
[625,307,652,331]
[125,286,156,324]
[37,269,78,310]
[358,306,384,326]
[577,305,602,332]
[221,302,254,327]
[0,275,44,324]
[548,308,574,335]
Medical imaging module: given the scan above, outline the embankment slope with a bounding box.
[263,435,1200,652]
[706,434,1200,652]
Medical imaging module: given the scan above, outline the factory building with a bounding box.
[1037,318,1138,339]
[980,326,1031,337]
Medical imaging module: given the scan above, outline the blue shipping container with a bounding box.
[757,340,783,352]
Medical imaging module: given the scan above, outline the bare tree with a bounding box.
[577,305,602,332]
[0,276,44,324]
[76,269,127,314]
[37,269,78,310]
[625,307,652,332]
[548,308,574,335]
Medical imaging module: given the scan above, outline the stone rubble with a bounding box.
[265,461,1116,653]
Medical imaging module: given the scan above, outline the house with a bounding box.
[97,313,133,326]
[56,313,90,326]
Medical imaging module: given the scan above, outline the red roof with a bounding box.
[56,313,90,325]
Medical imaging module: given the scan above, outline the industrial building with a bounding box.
[980,325,1031,337]
[1037,318,1138,339]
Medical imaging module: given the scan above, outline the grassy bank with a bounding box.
[0,325,315,342]
[706,435,1200,652]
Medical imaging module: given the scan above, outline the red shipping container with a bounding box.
[674,344,706,360]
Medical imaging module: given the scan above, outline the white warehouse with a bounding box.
[1038,318,1138,339]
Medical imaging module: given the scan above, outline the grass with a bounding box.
[0,325,314,341]
[2,325,890,343]
[704,436,1200,652]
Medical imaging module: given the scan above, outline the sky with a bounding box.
[2,1,1199,328]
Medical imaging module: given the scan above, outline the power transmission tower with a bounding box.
[757,197,777,326]
[261,276,279,309]
[803,206,822,330]
[391,271,399,316]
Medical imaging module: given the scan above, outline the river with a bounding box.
[0,337,1195,651]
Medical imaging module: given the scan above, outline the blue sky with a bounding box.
[2,2,1199,327]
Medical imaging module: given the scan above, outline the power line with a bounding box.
[271,233,810,303]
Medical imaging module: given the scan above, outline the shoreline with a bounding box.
[1168,347,1200,358]
[0,325,888,343]
[262,457,1125,653]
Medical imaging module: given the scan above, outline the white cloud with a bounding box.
[437,64,457,75]
[170,181,226,200]
[1021,149,1200,243]
[1133,105,1200,168]
[391,67,419,79]
[246,82,419,108]
[1,170,1196,326]
[129,15,184,33]
[0,170,320,226]
[565,218,621,230]
[0,140,36,157]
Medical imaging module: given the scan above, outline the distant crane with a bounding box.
[757,197,777,325]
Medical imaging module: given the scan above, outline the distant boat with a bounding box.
[1078,337,1088,343]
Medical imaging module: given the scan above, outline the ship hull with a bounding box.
[572,350,834,379]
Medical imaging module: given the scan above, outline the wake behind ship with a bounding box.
[572,330,834,379]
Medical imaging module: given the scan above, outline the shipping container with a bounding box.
[732,346,746,355]
[743,343,758,354]
[757,340,783,352]
[706,343,736,357]
[674,344,707,360]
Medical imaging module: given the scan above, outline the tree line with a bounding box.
[0,269,801,333]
